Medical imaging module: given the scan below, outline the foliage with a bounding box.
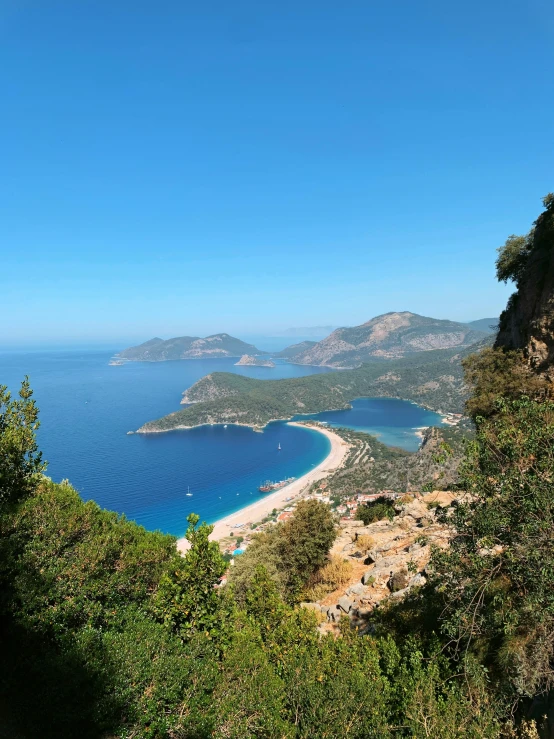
[227,528,286,603]
[152,512,228,645]
[463,346,549,419]
[302,555,353,601]
[1,477,177,633]
[356,495,396,525]
[229,499,336,603]
[496,233,534,285]
[0,377,45,510]
[356,533,375,551]
[432,397,554,701]
[276,499,336,597]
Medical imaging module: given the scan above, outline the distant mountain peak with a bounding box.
[287,312,488,368]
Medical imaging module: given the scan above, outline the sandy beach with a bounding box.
[177,422,349,553]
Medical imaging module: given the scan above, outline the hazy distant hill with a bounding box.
[289,312,488,367]
[119,333,261,361]
[465,317,498,334]
[274,340,318,358]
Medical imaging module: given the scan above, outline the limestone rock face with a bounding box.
[338,596,354,613]
[290,312,487,367]
[234,355,276,368]
[496,198,554,378]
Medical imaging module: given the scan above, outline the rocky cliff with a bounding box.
[496,195,554,379]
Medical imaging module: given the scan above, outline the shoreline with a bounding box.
[176,422,350,553]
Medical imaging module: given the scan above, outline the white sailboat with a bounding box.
[186,486,193,497]
[278,443,281,451]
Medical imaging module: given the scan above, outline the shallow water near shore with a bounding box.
[1,350,441,536]
[296,397,445,452]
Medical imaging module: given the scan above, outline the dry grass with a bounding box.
[356,534,375,552]
[319,556,353,586]
[302,556,354,601]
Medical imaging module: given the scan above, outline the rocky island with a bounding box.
[118,333,262,361]
[234,354,276,367]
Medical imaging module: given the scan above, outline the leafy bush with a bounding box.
[356,496,396,524]
[432,397,554,701]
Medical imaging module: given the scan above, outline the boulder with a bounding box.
[400,500,429,521]
[388,569,409,593]
[365,549,379,564]
[346,582,367,597]
[300,602,322,613]
[409,573,427,588]
[362,570,376,585]
[390,586,410,599]
[338,596,353,613]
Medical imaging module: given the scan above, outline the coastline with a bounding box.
[176,422,349,553]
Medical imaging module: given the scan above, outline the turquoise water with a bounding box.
[0,350,441,537]
[298,397,445,452]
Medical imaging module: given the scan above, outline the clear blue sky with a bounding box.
[2,0,553,347]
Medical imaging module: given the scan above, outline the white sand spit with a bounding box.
[177,423,349,553]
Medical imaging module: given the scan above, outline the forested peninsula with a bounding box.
[137,339,491,432]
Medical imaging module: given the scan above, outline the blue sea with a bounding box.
[0,350,443,537]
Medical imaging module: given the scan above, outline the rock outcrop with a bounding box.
[309,492,458,632]
[496,195,554,379]
[234,355,276,367]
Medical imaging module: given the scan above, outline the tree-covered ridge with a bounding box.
[139,341,492,432]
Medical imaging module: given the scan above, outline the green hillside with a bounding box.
[138,340,493,432]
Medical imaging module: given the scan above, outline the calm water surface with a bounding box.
[298,397,445,452]
[0,350,442,536]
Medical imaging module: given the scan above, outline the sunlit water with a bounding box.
[0,350,442,536]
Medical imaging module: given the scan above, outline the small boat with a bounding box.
[224,424,228,429]
[185,486,193,497]
[278,443,281,450]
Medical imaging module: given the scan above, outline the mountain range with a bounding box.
[284,312,491,368]
[119,313,497,365]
